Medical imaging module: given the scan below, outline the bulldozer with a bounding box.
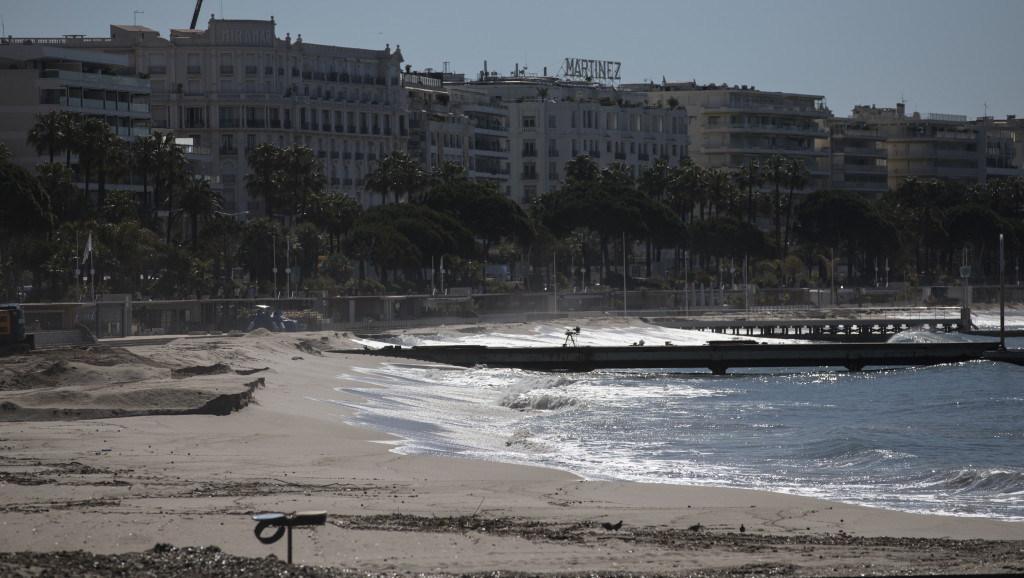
[0,303,35,354]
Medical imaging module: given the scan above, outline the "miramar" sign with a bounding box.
[563,57,621,82]
[218,25,274,46]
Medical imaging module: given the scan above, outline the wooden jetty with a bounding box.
[335,341,1000,374]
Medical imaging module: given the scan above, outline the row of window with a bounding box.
[521,111,687,134]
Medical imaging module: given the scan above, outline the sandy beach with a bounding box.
[1,317,1022,577]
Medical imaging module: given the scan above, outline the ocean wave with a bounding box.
[937,469,1024,495]
[501,391,579,410]
[503,429,554,453]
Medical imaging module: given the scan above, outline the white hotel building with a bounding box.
[116,16,408,213]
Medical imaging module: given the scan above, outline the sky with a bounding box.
[2,0,1020,120]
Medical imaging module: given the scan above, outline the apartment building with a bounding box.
[826,117,888,201]
[450,74,689,205]
[0,39,151,175]
[843,103,1024,190]
[627,81,831,192]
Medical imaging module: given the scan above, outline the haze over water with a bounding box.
[325,313,1024,523]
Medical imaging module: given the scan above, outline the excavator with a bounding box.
[190,0,204,30]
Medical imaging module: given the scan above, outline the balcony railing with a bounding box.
[187,66,201,74]
[220,65,234,75]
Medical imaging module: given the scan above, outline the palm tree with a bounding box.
[637,157,671,202]
[317,192,362,253]
[178,175,224,247]
[734,159,764,224]
[245,142,282,219]
[782,158,811,257]
[429,160,468,185]
[763,154,789,258]
[701,168,734,220]
[600,162,634,187]
[131,134,161,212]
[95,130,129,210]
[151,133,189,243]
[27,110,68,164]
[364,151,425,205]
[563,154,600,184]
[73,116,112,205]
[278,144,326,222]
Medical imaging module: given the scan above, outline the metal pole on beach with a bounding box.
[1000,234,1006,351]
[622,232,627,316]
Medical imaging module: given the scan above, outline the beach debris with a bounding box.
[601,520,623,531]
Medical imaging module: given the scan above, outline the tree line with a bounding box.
[2,110,1022,303]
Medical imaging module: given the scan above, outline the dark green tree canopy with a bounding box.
[418,180,533,246]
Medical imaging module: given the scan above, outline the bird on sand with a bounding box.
[688,522,703,531]
[601,520,623,531]
[739,524,746,533]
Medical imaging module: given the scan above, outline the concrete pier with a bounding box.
[337,341,999,374]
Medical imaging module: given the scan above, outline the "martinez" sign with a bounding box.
[563,57,621,82]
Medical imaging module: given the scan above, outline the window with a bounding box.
[522,115,536,129]
[148,53,166,75]
[185,107,205,128]
[219,53,233,75]
[187,53,201,74]
[548,115,557,129]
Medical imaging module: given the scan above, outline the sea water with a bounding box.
[321,312,1024,523]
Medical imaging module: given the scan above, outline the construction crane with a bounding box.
[190,0,204,29]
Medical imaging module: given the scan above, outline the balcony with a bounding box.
[265,66,274,75]
[330,177,341,185]
[219,146,238,155]
[220,119,240,128]
[330,151,339,159]
[220,65,234,75]
[521,149,538,158]
[187,66,201,74]
[246,119,266,128]
[521,172,538,181]
[615,152,627,160]
[343,152,352,159]
[245,66,258,75]
[148,65,166,75]
[355,153,365,160]
[270,119,281,128]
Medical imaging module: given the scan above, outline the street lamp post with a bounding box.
[272,235,278,298]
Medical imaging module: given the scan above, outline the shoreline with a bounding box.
[1,323,1023,576]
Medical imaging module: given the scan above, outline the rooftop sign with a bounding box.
[563,57,620,83]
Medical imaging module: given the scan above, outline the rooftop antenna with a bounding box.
[133,10,143,26]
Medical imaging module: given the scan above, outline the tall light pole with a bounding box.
[272,235,278,298]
